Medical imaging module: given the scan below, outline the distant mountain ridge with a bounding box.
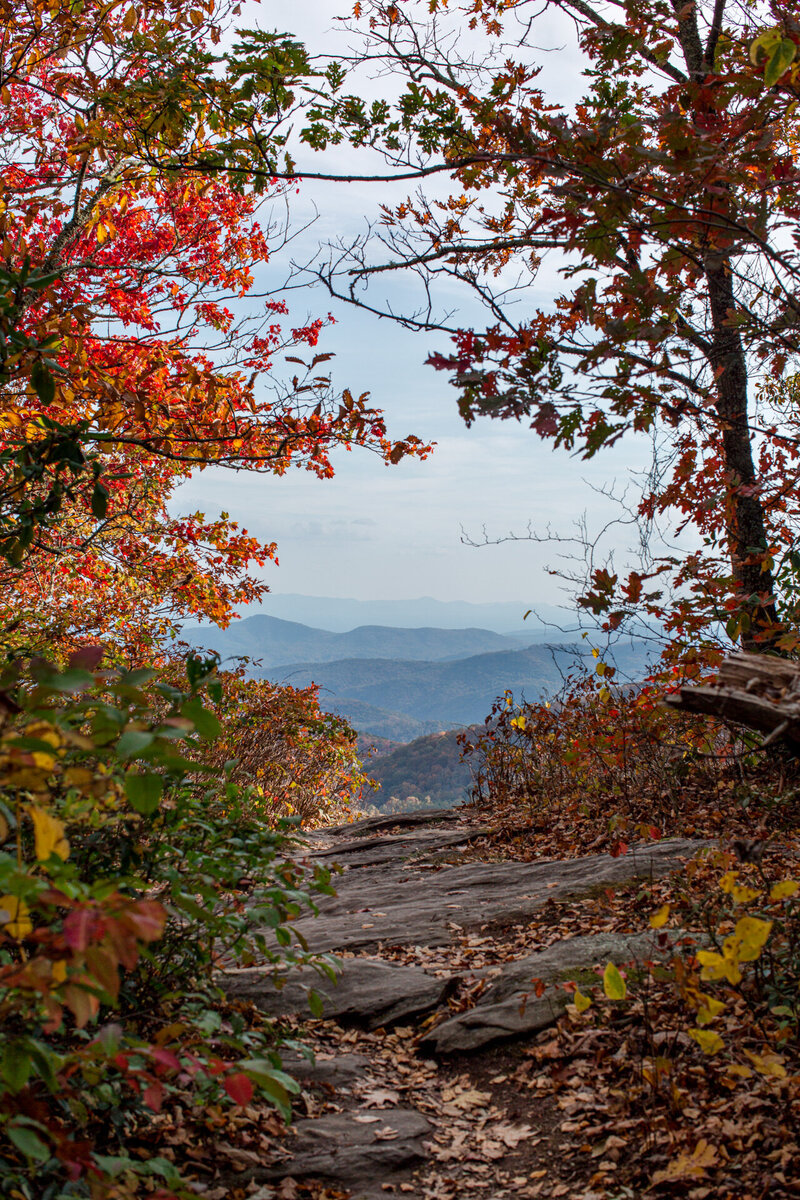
[231,594,575,636]
[182,613,530,669]
[258,641,647,729]
[183,611,649,742]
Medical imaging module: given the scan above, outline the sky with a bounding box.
[174,1,657,616]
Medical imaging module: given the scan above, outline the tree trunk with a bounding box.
[705,259,779,649]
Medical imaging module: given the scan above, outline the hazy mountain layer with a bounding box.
[182,614,528,668]
[319,698,447,742]
[259,643,612,727]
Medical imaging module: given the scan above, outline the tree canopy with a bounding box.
[317,0,800,656]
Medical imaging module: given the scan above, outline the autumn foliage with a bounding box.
[0,0,430,1192]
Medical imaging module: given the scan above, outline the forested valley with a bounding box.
[1,2,799,1198]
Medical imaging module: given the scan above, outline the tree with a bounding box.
[0,0,428,657]
[318,0,800,653]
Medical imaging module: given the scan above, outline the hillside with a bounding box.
[181,614,527,668]
[364,728,475,810]
[318,697,447,742]
[259,642,647,728]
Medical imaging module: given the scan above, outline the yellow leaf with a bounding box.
[27,806,70,861]
[726,1063,753,1079]
[573,988,592,1013]
[52,960,67,984]
[603,961,626,1000]
[96,224,108,245]
[651,1140,718,1185]
[689,1028,724,1055]
[696,995,726,1026]
[719,870,738,894]
[696,949,742,985]
[745,1050,787,1078]
[0,896,33,939]
[728,916,772,963]
[649,903,670,929]
[64,767,94,788]
[121,6,137,29]
[731,883,761,904]
[770,879,799,901]
[31,751,56,770]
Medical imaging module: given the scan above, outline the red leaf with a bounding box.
[151,1047,181,1072]
[64,908,103,951]
[121,900,166,943]
[224,1073,253,1105]
[610,840,629,858]
[68,645,106,671]
[143,1082,164,1112]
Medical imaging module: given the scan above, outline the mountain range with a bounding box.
[222,594,578,636]
[183,611,649,742]
[181,613,531,669]
[259,642,628,729]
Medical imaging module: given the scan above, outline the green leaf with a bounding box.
[307,987,324,1018]
[6,1123,50,1162]
[91,482,109,519]
[117,668,158,688]
[116,729,155,759]
[602,961,627,1000]
[124,772,164,814]
[181,697,222,740]
[2,1041,32,1092]
[31,360,56,405]
[765,38,796,87]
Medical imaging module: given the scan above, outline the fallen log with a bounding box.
[663,651,800,746]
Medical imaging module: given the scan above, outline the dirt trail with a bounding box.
[221,808,703,1200]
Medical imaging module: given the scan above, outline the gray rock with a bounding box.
[223,956,455,1029]
[257,1108,430,1183]
[277,1051,371,1087]
[317,809,457,838]
[307,825,493,868]
[284,838,703,952]
[425,930,679,1052]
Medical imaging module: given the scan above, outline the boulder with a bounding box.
[223,956,456,1029]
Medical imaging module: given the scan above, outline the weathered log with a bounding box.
[664,651,800,747]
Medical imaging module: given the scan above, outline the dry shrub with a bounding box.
[461,666,800,849]
[208,670,367,826]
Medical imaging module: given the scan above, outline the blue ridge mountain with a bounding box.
[181,613,530,669]
[259,641,648,730]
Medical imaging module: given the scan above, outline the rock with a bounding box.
[424,930,685,1052]
[318,808,458,838]
[306,825,494,868]
[255,1108,431,1189]
[223,956,456,1029]
[283,838,703,953]
[277,1051,371,1088]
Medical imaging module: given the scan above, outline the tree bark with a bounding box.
[705,258,779,649]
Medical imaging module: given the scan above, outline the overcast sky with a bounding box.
[174,1,656,614]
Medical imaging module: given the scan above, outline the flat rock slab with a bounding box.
[306,825,493,869]
[223,956,455,1029]
[275,1051,371,1088]
[425,930,672,1052]
[315,809,456,839]
[283,838,702,952]
[256,1108,431,1191]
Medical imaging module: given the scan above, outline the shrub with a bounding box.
[460,661,798,849]
[0,650,338,1199]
